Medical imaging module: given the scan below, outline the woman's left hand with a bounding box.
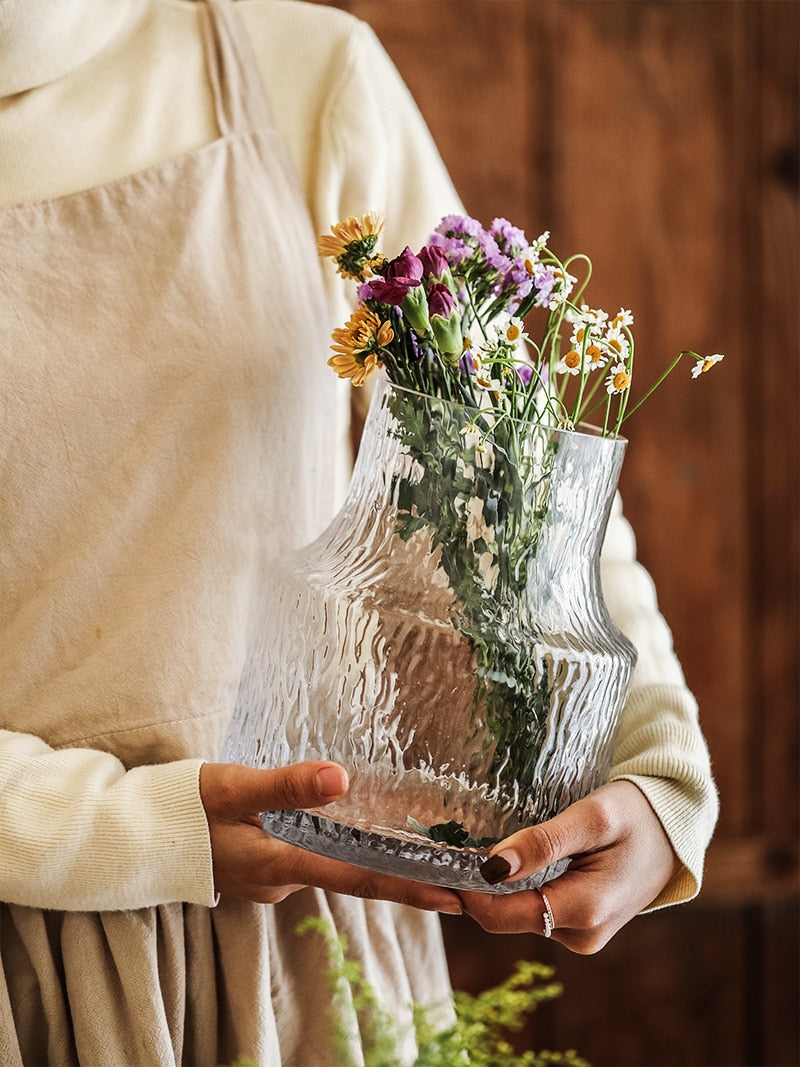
[456,780,681,954]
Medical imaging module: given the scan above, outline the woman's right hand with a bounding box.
[199,760,462,914]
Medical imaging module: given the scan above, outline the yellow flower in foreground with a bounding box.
[317,212,385,280]
[328,306,394,386]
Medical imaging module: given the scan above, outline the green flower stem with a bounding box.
[574,366,607,422]
[602,395,612,437]
[562,252,593,306]
[611,329,635,434]
[616,344,687,426]
[569,344,590,427]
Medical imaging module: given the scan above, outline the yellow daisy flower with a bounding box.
[317,212,385,281]
[328,306,393,387]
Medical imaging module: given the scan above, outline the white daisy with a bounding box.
[605,362,631,394]
[691,353,725,378]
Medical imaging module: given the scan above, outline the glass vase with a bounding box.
[223,378,637,892]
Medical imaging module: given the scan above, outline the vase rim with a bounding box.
[378,376,629,446]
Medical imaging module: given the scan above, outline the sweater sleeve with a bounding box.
[311,18,462,257]
[601,495,719,909]
[0,731,217,911]
[241,0,465,443]
[240,1,462,257]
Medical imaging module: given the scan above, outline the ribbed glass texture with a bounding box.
[224,378,637,892]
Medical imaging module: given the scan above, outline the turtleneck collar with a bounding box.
[0,0,148,97]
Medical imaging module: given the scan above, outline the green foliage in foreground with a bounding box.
[296,916,590,1067]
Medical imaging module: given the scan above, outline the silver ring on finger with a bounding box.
[537,888,555,938]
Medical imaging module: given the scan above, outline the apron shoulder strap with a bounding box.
[201,0,275,136]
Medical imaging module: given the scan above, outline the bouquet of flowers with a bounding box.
[312,213,723,842]
[318,211,724,435]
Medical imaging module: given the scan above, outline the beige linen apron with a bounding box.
[0,1,450,1063]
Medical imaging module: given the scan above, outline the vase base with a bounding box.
[260,808,567,893]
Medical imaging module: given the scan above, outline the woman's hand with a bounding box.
[199,760,462,914]
[457,781,681,953]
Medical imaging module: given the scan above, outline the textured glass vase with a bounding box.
[223,378,637,892]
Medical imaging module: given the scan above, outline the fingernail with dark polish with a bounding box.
[480,854,512,885]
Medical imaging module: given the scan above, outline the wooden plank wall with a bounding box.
[310,1,800,1063]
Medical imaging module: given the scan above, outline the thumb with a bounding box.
[479,789,617,886]
[200,761,349,820]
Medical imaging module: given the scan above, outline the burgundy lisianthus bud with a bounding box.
[428,283,463,361]
[364,246,423,305]
[418,243,451,281]
[427,282,457,321]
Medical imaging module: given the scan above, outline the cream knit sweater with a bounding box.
[0,0,717,913]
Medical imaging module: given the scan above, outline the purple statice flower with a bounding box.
[433,214,498,275]
[489,218,529,258]
[514,361,534,387]
[426,232,472,267]
[478,232,506,272]
[406,321,423,361]
[435,214,484,241]
[532,265,556,308]
[497,260,535,312]
[509,263,535,298]
[363,246,423,305]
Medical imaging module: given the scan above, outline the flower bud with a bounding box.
[363,247,423,305]
[418,244,457,293]
[428,283,463,362]
[401,283,431,336]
